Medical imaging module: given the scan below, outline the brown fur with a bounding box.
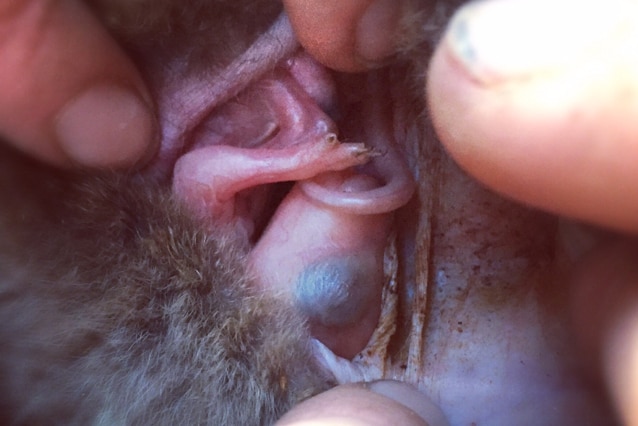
[0,145,331,425]
[85,0,282,72]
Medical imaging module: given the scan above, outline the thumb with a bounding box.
[0,0,157,168]
[428,0,638,232]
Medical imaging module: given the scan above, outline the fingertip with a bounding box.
[277,382,448,426]
[366,381,449,426]
[440,0,634,85]
[355,0,402,67]
[427,0,638,232]
[0,0,158,169]
[282,0,402,72]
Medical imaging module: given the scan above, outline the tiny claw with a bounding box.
[354,150,372,159]
[325,133,339,145]
[351,146,380,161]
[368,148,383,158]
[339,142,380,159]
[341,142,365,151]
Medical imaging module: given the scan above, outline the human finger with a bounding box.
[0,0,157,168]
[276,381,449,426]
[427,0,638,232]
[282,0,408,72]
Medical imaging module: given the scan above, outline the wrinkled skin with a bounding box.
[0,0,619,425]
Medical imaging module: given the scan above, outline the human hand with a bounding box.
[0,0,157,168]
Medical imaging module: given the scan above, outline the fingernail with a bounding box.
[367,380,450,426]
[446,0,632,84]
[55,84,157,168]
[356,0,401,66]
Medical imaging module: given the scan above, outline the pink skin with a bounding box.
[172,47,415,357]
[172,64,374,236]
[115,9,616,423]
[147,13,300,177]
[250,173,394,359]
